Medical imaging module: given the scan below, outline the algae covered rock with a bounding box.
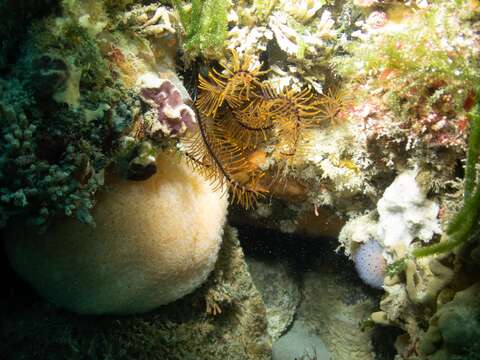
[5,152,228,314]
[419,283,480,359]
[247,257,301,341]
[295,252,378,360]
[0,226,272,359]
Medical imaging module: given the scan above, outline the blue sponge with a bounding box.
[354,240,386,289]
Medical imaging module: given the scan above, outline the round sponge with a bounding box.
[5,152,228,314]
[353,240,386,289]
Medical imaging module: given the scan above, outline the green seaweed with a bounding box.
[463,105,480,199]
[171,0,229,59]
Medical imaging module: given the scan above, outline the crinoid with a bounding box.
[315,87,351,125]
[182,50,320,208]
[196,50,267,117]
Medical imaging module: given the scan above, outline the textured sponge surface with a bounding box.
[353,240,386,289]
[6,152,228,314]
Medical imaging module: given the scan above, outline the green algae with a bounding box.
[171,0,229,60]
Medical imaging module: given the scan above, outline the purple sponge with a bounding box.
[354,240,386,289]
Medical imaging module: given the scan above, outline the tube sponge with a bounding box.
[354,240,386,289]
[5,152,228,314]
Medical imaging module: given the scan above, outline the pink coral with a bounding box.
[140,80,196,137]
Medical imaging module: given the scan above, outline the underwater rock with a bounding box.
[246,257,301,341]
[272,320,331,360]
[294,252,378,360]
[1,226,272,359]
[5,152,228,314]
[230,199,345,239]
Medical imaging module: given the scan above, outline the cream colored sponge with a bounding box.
[5,152,228,314]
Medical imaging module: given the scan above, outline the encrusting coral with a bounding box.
[139,79,197,138]
[5,152,229,314]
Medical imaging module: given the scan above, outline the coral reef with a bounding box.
[225,0,351,93]
[5,152,228,314]
[0,0,58,72]
[411,99,480,259]
[1,0,480,358]
[0,0,202,230]
[418,283,480,359]
[182,50,321,208]
[335,1,479,156]
[0,23,123,229]
[0,0,196,230]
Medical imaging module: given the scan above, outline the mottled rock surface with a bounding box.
[0,226,271,360]
[298,255,379,360]
[247,257,301,341]
[272,320,331,360]
[237,225,382,360]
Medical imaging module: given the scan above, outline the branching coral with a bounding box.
[0,79,107,229]
[182,50,321,208]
